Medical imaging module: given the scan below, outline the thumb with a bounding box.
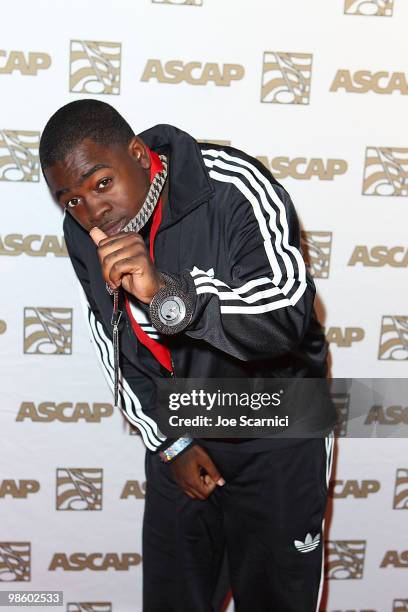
[200,455,226,487]
[89,226,108,246]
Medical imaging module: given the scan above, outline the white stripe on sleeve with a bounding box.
[77,284,167,451]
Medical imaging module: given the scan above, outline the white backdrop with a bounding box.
[1,1,408,610]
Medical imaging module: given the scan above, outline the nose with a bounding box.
[86,195,112,227]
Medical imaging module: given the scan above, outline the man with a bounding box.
[40,99,335,612]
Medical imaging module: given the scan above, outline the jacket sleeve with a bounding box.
[172,149,316,362]
[64,214,195,457]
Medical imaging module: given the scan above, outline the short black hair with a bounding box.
[39,99,134,170]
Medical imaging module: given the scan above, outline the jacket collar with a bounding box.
[137,124,215,230]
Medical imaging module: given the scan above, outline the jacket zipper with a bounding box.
[170,354,176,379]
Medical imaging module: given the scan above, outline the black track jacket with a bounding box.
[63,124,330,456]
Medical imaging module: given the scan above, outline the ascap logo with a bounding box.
[349,246,408,267]
[16,402,113,423]
[344,0,394,16]
[261,52,312,104]
[378,316,408,360]
[301,231,332,278]
[0,234,67,256]
[48,552,141,571]
[56,469,103,510]
[152,0,202,4]
[141,59,244,86]
[331,70,408,95]
[365,405,408,425]
[362,147,408,196]
[332,393,350,437]
[330,479,380,499]
[0,320,6,334]
[394,600,408,612]
[0,542,31,581]
[23,307,72,355]
[258,156,347,180]
[0,50,51,75]
[69,40,121,95]
[120,480,146,499]
[326,540,366,579]
[67,605,112,612]
[0,130,40,182]
[326,327,365,347]
[0,480,40,499]
[381,550,408,568]
[393,468,408,509]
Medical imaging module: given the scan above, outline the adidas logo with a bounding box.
[294,532,320,553]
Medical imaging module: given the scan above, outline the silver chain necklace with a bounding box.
[122,154,168,234]
[108,153,168,408]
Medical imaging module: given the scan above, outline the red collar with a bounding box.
[124,148,172,372]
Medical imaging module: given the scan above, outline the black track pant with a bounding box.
[143,435,334,612]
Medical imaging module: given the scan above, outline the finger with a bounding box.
[108,255,146,288]
[102,243,146,266]
[188,473,215,499]
[89,227,107,246]
[184,486,204,501]
[200,475,217,495]
[185,473,209,500]
[200,456,226,487]
[202,474,214,487]
[189,487,207,500]
[102,245,146,282]
[199,468,214,488]
[184,489,196,500]
[97,233,143,256]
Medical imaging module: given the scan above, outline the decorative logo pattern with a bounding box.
[301,231,332,278]
[0,130,40,182]
[363,147,408,196]
[69,40,121,94]
[393,469,408,509]
[261,52,312,104]
[56,469,103,511]
[0,542,31,582]
[326,540,366,579]
[378,315,408,360]
[344,0,394,16]
[23,307,73,355]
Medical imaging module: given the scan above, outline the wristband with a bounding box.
[159,436,195,463]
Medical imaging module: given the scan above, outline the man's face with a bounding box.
[44,137,151,236]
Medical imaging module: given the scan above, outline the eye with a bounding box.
[96,177,112,190]
[65,197,82,209]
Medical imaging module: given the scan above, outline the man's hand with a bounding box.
[89,227,165,304]
[169,444,226,500]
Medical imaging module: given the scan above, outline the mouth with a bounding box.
[99,217,127,237]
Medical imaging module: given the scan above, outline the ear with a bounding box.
[128,136,151,171]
